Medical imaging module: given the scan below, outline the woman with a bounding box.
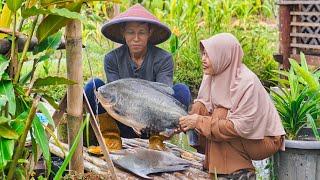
[179,33,285,179]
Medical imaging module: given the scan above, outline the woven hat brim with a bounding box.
[101,17,171,45]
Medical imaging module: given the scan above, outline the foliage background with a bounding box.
[20,0,279,100]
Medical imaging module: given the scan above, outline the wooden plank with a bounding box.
[292,15,298,54]
[290,33,320,39]
[290,11,320,16]
[279,4,292,69]
[291,54,320,67]
[291,43,320,50]
[291,22,320,27]
[278,1,320,5]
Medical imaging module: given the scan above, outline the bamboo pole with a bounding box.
[7,96,40,180]
[65,19,84,173]
[83,92,117,179]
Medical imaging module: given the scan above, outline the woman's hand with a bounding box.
[179,114,199,132]
[212,107,228,119]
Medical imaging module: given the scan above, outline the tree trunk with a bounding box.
[65,19,84,173]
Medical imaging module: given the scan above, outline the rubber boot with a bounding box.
[99,112,122,151]
[88,112,122,154]
[149,135,166,151]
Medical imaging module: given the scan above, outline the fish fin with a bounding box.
[133,171,153,179]
[148,164,190,174]
[132,127,142,136]
[149,81,174,95]
[113,159,152,179]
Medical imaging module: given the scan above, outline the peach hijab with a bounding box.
[196,33,285,139]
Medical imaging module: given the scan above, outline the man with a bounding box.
[85,4,191,151]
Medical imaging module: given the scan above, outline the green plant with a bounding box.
[271,53,320,140]
[0,0,109,179]
[54,114,90,180]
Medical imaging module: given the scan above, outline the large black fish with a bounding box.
[96,78,188,137]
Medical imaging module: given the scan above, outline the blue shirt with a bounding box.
[104,44,174,87]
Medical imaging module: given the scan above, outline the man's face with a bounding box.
[123,22,151,54]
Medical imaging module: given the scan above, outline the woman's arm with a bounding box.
[180,106,240,142]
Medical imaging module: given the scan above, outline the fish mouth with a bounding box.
[95,91,116,107]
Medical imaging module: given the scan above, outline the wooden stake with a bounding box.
[83,91,118,179]
[66,19,84,173]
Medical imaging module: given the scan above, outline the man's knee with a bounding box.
[173,83,192,108]
[84,78,106,114]
[84,78,105,93]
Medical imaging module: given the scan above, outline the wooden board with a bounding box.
[291,22,320,27]
[49,138,210,179]
[278,1,320,5]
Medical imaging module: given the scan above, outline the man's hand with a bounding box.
[179,114,199,132]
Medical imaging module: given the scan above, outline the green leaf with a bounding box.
[0,95,8,108]
[54,114,89,180]
[289,58,319,91]
[1,73,10,81]
[33,31,62,55]
[21,6,49,18]
[38,102,55,127]
[12,111,28,135]
[32,116,51,177]
[38,54,51,63]
[0,55,9,80]
[33,76,76,88]
[307,114,320,141]
[40,0,60,6]
[0,125,19,139]
[50,8,84,21]
[0,81,15,116]
[42,95,59,109]
[19,71,32,84]
[6,0,24,12]
[0,116,10,125]
[0,138,14,170]
[300,52,308,71]
[18,159,29,164]
[14,166,26,180]
[30,129,37,167]
[36,1,83,43]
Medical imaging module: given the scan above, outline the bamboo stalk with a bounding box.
[7,96,40,180]
[10,14,16,62]
[65,19,84,173]
[14,15,39,83]
[9,14,18,79]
